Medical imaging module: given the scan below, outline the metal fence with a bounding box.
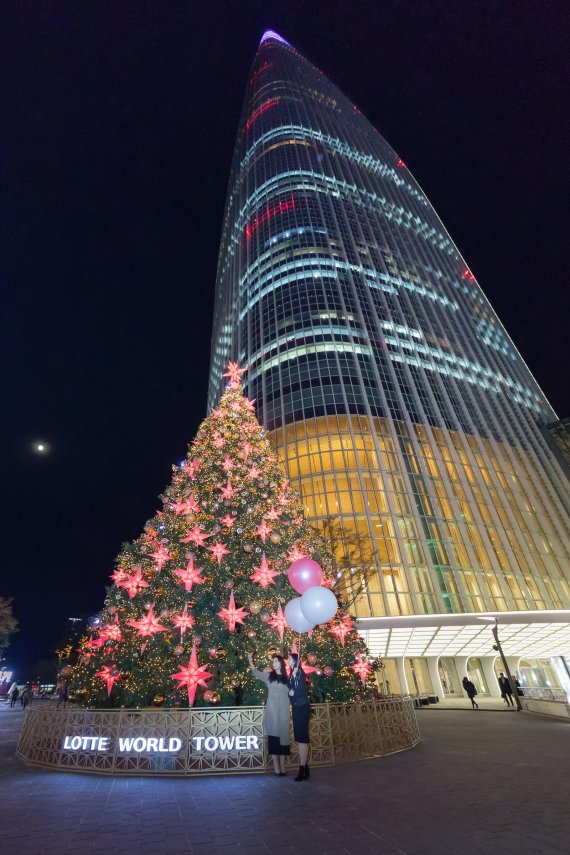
[17,697,420,776]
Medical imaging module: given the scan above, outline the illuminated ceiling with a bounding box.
[357,611,570,659]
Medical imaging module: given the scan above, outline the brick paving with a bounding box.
[1,700,570,854]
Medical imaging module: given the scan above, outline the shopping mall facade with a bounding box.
[208,31,570,702]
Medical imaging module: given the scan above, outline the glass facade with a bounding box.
[208,31,570,619]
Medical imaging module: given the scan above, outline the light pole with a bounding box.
[489,618,522,712]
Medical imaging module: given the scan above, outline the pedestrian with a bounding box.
[10,686,19,707]
[247,652,290,776]
[498,672,515,706]
[20,686,31,709]
[287,652,311,781]
[462,676,479,709]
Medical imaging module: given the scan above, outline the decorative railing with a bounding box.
[521,687,568,702]
[17,698,420,776]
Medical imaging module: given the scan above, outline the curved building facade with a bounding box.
[208,31,570,699]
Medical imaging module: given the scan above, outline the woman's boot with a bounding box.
[304,764,310,779]
[294,765,305,781]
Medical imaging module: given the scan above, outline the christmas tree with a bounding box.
[72,364,371,708]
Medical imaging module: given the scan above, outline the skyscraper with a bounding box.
[208,31,570,698]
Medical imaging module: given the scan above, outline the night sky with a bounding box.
[2,1,568,677]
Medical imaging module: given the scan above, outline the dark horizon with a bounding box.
[2,1,568,678]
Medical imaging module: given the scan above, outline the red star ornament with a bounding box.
[256,520,272,542]
[220,480,238,500]
[95,665,122,697]
[250,555,280,589]
[246,464,261,480]
[240,441,254,460]
[122,566,150,599]
[287,545,306,563]
[127,607,168,639]
[213,431,224,449]
[173,556,206,591]
[265,508,281,521]
[208,540,230,564]
[99,621,122,643]
[243,397,256,413]
[220,514,236,529]
[351,654,372,685]
[268,603,288,641]
[150,544,172,570]
[182,524,212,547]
[171,643,214,706]
[172,604,195,640]
[184,459,200,478]
[218,591,247,632]
[110,566,128,586]
[221,455,233,472]
[171,494,199,516]
[210,407,224,419]
[223,361,246,386]
[328,616,354,647]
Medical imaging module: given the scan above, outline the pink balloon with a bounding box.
[288,558,324,594]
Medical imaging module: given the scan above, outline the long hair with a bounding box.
[268,655,288,684]
[289,652,299,668]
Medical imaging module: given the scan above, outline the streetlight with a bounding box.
[478,617,522,711]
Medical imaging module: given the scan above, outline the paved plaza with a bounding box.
[1,702,569,854]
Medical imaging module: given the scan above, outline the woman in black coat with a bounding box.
[462,676,479,709]
[287,653,311,781]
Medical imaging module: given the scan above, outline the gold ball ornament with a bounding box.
[307,653,317,665]
[249,601,262,614]
[269,532,281,544]
[339,668,351,679]
[216,647,227,660]
[324,666,334,677]
[152,694,165,706]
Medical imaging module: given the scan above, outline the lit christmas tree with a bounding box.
[72,364,370,708]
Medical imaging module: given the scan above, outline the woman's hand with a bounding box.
[247,652,254,667]
[289,689,294,696]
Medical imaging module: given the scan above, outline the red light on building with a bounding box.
[397,159,405,168]
[249,62,272,86]
[246,98,280,129]
[245,197,295,239]
[462,268,476,283]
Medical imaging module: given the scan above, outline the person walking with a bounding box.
[498,672,515,706]
[287,652,311,781]
[20,686,31,709]
[247,652,290,776]
[462,676,479,709]
[9,686,19,707]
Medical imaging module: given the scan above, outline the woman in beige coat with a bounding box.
[247,652,290,775]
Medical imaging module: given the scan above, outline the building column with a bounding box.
[481,656,502,697]
[425,657,444,701]
[453,657,469,693]
[396,657,410,695]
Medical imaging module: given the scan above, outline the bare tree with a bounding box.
[310,517,377,609]
[0,596,18,655]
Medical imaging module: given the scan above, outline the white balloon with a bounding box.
[284,597,314,633]
[300,585,338,625]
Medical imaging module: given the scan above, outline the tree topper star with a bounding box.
[223,361,246,386]
[170,643,213,706]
